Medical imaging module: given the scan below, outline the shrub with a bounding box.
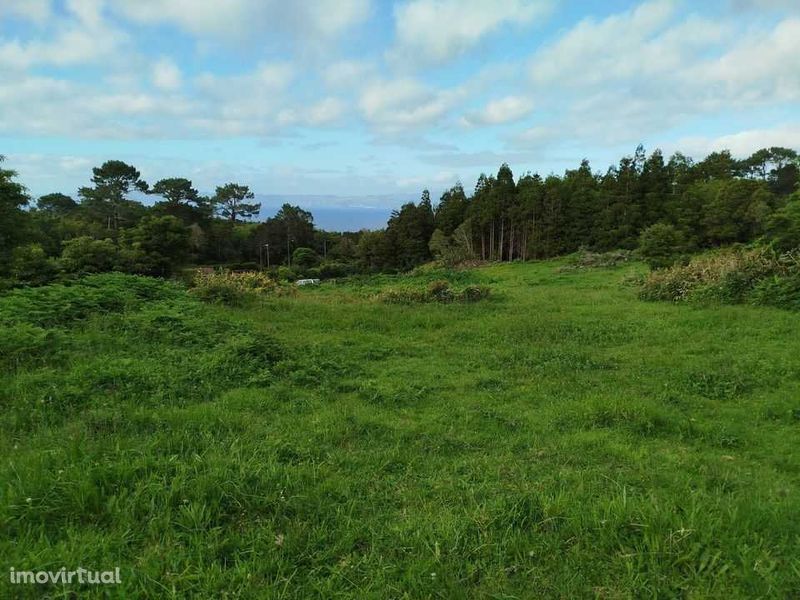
[561,248,632,270]
[0,323,61,370]
[291,247,319,269]
[189,269,282,305]
[427,280,454,302]
[460,285,491,302]
[749,272,800,311]
[0,273,183,328]
[118,215,191,276]
[764,198,800,252]
[277,266,298,282]
[637,223,689,269]
[317,261,357,279]
[10,243,58,286]
[377,280,491,304]
[60,236,119,275]
[638,246,799,309]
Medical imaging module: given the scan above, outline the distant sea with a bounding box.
[255,194,417,232]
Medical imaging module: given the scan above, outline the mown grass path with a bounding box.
[2,262,799,598]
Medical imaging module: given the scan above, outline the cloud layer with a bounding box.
[1,0,798,197]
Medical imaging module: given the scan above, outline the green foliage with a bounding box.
[764,196,800,252]
[0,273,184,328]
[639,246,800,308]
[291,246,319,269]
[638,222,688,269]
[429,219,476,266]
[562,248,632,270]
[2,261,800,598]
[59,236,119,275]
[0,155,30,272]
[118,215,191,276]
[10,243,58,286]
[36,192,78,216]
[749,271,800,310]
[189,269,283,305]
[0,323,60,371]
[377,279,490,304]
[212,182,260,222]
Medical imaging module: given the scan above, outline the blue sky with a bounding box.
[1,0,799,220]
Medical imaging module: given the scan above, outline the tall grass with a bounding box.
[2,263,799,597]
[639,246,800,309]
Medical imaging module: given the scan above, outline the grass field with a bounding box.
[2,260,799,598]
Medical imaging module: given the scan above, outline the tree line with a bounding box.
[1,145,798,286]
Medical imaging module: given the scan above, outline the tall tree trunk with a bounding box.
[499,218,505,262]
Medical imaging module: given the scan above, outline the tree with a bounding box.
[78,160,148,230]
[10,243,58,285]
[695,150,740,181]
[429,219,475,266]
[291,247,319,269]
[119,215,191,276]
[37,193,78,216]
[356,230,387,271]
[60,236,119,274]
[702,179,774,245]
[764,194,800,252]
[149,178,211,223]
[638,223,688,269]
[383,191,436,270]
[213,183,260,223]
[434,184,468,235]
[0,155,30,273]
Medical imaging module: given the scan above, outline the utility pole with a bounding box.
[265,243,270,268]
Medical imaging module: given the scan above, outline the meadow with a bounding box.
[2,260,799,598]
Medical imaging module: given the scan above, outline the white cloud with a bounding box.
[682,18,800,107]
[359,78,463,132]
[152,57,182,91]
[672,124,800,158]
[0,0,123,69]
[306,98,346,125]
[529,0,724,86]
[323,60,375,88]
[390,0,550,66]
[113,0,370,43]
[463,96,533,126]
[0,0,52,23]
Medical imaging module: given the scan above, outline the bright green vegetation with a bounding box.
[2,261,800,598]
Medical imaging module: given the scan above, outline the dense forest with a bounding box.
[1,145,798,287]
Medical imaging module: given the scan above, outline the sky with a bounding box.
[1,0,799,226]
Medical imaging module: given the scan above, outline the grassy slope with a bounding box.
[2,261,800,598]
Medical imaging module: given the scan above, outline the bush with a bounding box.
[637,223,689,269]
[638,246,800,309]
[765,198,800,252]
[0,323,61,370]
[60,236,119,275]
[0,273,183,328]
[118,215,191,276]
[427,280,454,302]
[10,243,58,286]
[317,261,358,279]
[749,272,800,311]
[561,248,632,270]
[377,280,491,304]
[189,269,283,306]
[291,247,319,269]
[277,266,298,282]
[460,284,491,302]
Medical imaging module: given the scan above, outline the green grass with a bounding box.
[2,261,800,598]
